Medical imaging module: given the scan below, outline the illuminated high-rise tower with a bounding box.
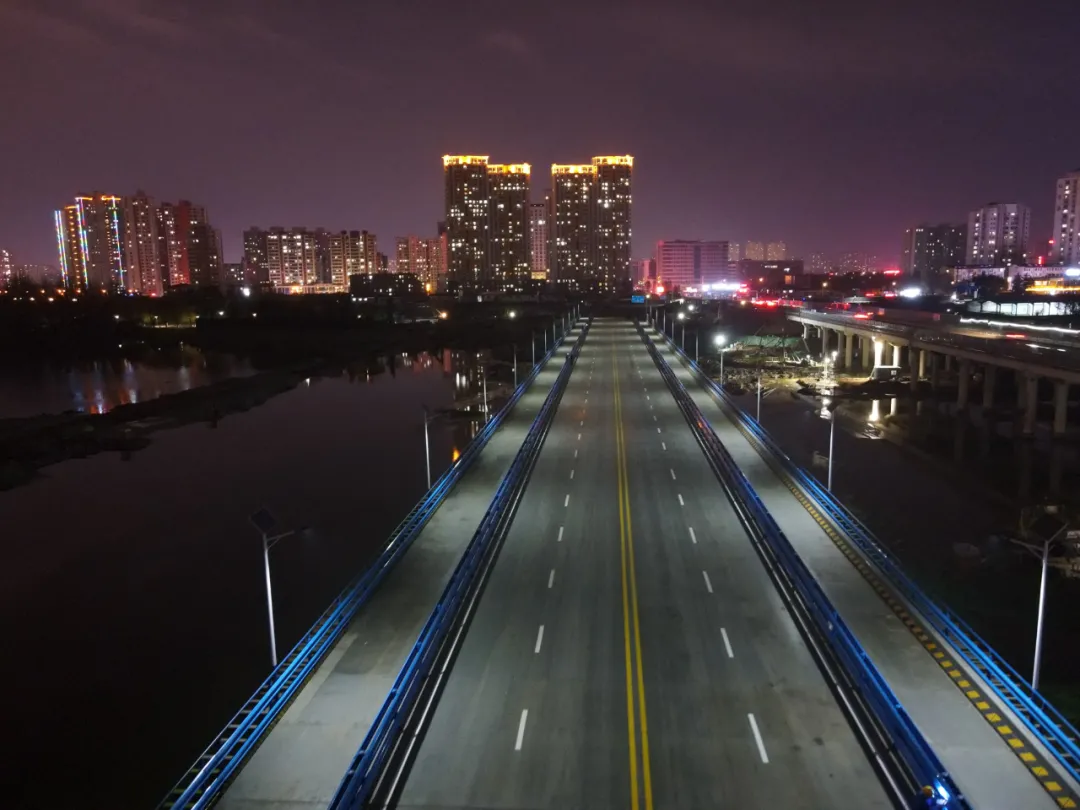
[443,155,491,289]
[1051,170,1080,266]
[122,190,163,295]
[529,199,549,280]
[488,163,531,289]
[592,155,633,290]
[551,164,596,289]
[54,194,127,291]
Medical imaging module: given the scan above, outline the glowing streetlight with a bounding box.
[714,334,727,386]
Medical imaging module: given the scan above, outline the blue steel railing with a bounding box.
[158,321,582,810]
[643,326,964,809]
[655,322,1080,791]
[328,324,588,810]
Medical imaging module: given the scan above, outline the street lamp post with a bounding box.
[695,330,699,364]
[1033,539,1050,690]
[423,406,433,489]
[513,344,518,388]
[249,509,306,669]
[756,366,763,422]
[532,331,536,367]
[714,334,727,387]
[482,364,489,423]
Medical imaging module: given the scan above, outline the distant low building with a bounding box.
[740,259,805,289]
[350,272,422,298]
[656,240,732,291]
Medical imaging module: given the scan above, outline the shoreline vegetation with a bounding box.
[0,303,572,491]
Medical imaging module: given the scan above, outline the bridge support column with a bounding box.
[843,331,853,370]
[918,348,927,379]
[873,338,884,369]
[821,327,830,358]
[930,353,941,389]
[1021,374,1038,437]
[957,359,971,411]
[982,365,996,411]
[862,336,873,370]
[944,354,953,372]
[891,344,901,367]
[909,348,919,392]
[802,323,809,340]
[1053,380,1069,436]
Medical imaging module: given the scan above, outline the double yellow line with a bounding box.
[613,351,654,810]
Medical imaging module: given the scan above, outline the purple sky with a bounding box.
[1,0,1078,267]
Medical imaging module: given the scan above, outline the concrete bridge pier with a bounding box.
[1054,380,1069,436]
[821,327,831,358]
[843,331,854,370]
[982,365,996,411]
[891,344,902,367]
[908,349,920,392]
[862,336,873,370]
[957,359,971,410]
[929,353,941,389]
[1021,374,1038,436]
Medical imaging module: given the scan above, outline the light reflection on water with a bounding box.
[0,344,516,809]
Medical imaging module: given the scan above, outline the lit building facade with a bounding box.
[395,236,443,289]
[243,228,269,285]
[551,164,595,289]
[528,200,549,280]
[1051,170,1080,266]
[488,163,531,289]
[331,231,366,287]
[0,249,11,288]
[54,194,127,291]
[744,242,765,261]
[188,223,222,287]
[656,240,732,290]
[593,156,633,290]
[966,202,1031,266]
[444,155,490,289]
[360,231,377,274]
[156,200,210,287]
[901,224,966,285]
[766,241,787,261]
[122,191,163,295]
[266,227,320,288]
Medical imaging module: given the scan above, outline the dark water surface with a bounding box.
[1,349,502,809]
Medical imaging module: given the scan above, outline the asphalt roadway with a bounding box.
[397,319,890,810]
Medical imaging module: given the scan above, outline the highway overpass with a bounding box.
[161,317,1080,810]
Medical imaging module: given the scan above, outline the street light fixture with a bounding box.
[714,334,727,387]
[248,508,308,668]
[820,398,839,492]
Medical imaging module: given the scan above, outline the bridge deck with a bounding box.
[398,320,889,809]
[652,332,1062,808]
[215,329,583,810]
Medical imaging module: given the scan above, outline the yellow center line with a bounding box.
[614,347,654,810]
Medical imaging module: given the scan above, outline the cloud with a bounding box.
[83,0,193,44]
[0,0,101,46]
[483,29,536,61]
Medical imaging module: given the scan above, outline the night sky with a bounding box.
[2,0,1078,267]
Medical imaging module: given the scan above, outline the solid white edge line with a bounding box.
[515,709,529,751]
[721,627,734,658]
[688,527,697,544]
[557,526,564,542]
[748,713,769,763]
[678,493,684,506]
[702,570,714,593]
[534,625,545,653]
[564,494,570,507]
[548,569,555,588]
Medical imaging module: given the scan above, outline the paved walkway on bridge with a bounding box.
[652,328,1067,809]
[216,328,583,810]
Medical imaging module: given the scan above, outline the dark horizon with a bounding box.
[2,0,1078,268]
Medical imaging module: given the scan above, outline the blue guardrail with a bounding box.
[327,324,587,810]
[654,320,1080,793]
[644,326,964,809]
[158,321,582,810]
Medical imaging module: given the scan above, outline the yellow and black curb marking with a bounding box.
[729,412,1080,808]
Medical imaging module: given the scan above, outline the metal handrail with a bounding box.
[328,325,588,810]
[157,322,582,810]
[644,328,964,808]
[658,324,1080,788]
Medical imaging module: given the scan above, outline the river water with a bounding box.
[0,348,507,809]
[0,348,256,420]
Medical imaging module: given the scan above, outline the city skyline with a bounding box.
[2,1,1078,270]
